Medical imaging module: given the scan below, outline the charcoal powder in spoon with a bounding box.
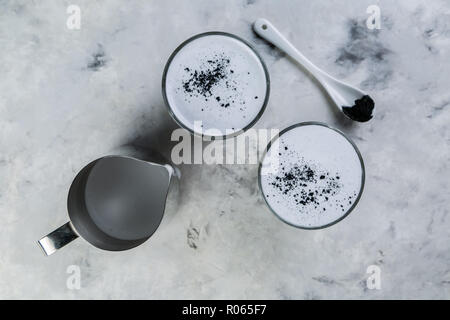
[342,95,374,122]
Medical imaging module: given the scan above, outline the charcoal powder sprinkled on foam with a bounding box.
[181,54,237,103]
[270,163,341,208]
[179,53,253,114]
[267,142,355,215]
[181,56,229,98]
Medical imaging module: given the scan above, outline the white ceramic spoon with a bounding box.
[253,18,374,122]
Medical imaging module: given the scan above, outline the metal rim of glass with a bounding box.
[258,121,366,230]
[161,31,271,140]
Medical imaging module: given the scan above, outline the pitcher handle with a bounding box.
[38,222,79,256]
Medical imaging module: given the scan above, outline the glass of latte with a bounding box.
[162,32,270,138]
[259,122,365,229]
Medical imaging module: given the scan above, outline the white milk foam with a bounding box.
[260,124,363,228]
[164,34,268,136]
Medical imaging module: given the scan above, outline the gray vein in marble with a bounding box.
[335,18,393,90]
[87,44,107,71]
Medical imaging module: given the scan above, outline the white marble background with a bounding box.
[1,0,449,299]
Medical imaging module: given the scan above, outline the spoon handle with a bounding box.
[253,18,327,82]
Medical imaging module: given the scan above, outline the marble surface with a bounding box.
[1,0,449,299]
